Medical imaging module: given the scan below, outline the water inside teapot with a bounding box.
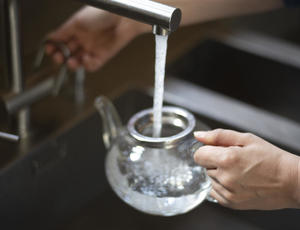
[106,145,210,216]
[139,123,184,138]
[105,121,211,216]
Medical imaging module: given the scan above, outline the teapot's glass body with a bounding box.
[95,97,211,216]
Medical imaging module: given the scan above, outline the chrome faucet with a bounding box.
[78,0,182,36]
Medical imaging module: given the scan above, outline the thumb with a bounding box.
[194,129,251,147]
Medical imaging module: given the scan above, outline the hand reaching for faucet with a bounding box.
[45,1,283,72]
[194,129,300,210]
[46,6,149,72]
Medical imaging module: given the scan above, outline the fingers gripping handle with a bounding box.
[190,140,218,204]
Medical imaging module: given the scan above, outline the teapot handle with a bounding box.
[190,140,218,204]
[94,96,122,149]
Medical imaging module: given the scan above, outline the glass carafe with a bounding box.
[95,96,211,216]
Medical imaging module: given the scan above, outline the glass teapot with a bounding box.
[95,96,212,216]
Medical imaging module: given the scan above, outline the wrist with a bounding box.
[282,152,300,208]
[293,157,300,208]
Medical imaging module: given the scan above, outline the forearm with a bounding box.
[159,0,284,26]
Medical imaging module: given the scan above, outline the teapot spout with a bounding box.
[94,96,122,149]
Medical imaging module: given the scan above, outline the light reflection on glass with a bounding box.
[130,146,144,162]
[172,118,185,128]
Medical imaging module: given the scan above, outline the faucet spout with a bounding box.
[77,0,181,35]
[152,25,170,36]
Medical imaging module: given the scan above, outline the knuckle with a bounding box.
[220,151,234,167]
[212,129,225,144]
[220,175,235,189]
[242,132,256,142]
[220,147,240,167]
[224,192,235,203]
[219,155,228,167]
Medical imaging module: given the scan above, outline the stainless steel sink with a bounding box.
[1,90,299,230]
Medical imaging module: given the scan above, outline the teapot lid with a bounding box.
[128,106,195,148]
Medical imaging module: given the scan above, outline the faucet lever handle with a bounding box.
[33,44,46,71]
[0,131,19,142]
[74,66,86,105]
[52,64,69,96]
[33,40,72,96]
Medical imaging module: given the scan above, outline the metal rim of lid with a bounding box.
[128,106,195,147]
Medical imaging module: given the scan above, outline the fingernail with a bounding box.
[194,131,206,138]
